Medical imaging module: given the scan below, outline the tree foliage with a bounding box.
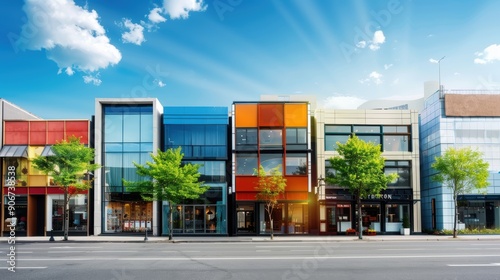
[255,165,287,240]
[124,147,208,240]
[31,136,100,241]
[326,135,397,239]
[432,146,489,238]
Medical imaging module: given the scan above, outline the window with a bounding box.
[325,135,349,151]
[286,128,307,150]
[259,129,283,150]
[383,126,411,152]
[260,153,283,173]
[324,125,411,152]
[236,154,258,175]
[236,128,257,150]
[385,161,411,188]
[286,153,307,175]
[165,124,227,158]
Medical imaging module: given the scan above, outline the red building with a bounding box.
[1,120,91,236]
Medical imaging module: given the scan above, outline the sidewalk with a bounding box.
[2,234,500,243]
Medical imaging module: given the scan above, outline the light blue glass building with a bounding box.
[163,106,229,235]
[420,90,500,231]
[94,99,163,235]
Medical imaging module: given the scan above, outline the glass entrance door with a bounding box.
[326,206,337,233]
[237,210,255,233]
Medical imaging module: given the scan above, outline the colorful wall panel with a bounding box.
[235,104,257,127]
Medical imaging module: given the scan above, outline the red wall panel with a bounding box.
[65,121,89,144]
[29,188,46,195]
[258,104,284,127]
[4,122,29,144]
[47,121,65,144]
[235,176,259,192]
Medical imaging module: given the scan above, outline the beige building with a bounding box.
[315,109,421,235]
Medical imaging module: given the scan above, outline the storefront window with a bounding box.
[362,204,381,231]
[287,203,308,234]
[49,194,87,232]
[105,201,152,232]
[385,204,409,232]
[3,196,27,233]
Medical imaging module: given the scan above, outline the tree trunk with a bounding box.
[357,196,363,240]
[453,194,458,238]
[169,203,173,241]
[63,188,69,241]
[270,219,274,240]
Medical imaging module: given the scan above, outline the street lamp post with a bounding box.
[438,56,446,91]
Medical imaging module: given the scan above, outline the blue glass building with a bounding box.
[94,99,163,235]
[420,90,500,231]
[163,106,229,235]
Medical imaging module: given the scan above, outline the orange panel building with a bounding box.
[231,102,315,235]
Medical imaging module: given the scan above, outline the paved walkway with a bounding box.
[2,234,500,243]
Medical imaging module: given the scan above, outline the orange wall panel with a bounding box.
[30,132,46,145]
[285,176,308,192]
[285,192,308,200]
[235,104,257,127]
[285,104,307,127]
[236,192,257,201]
[258,104,283,127]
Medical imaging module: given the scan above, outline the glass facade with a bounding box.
[102,105,153,233]
[420,91,500,231]
[163,106,228,235]
[324,125,411,152]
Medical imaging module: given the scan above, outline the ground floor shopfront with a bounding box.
[457,194,500,230]
[233,201,310,235]
[2,189,89,237]
[319,189,415,234]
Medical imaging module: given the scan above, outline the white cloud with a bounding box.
[157,80,166,87]
[65,67,74,76]
[429,58,439,64]
[148,7,166,23]
[356,40,367,48]
[474,44,500,64]
[369,30,385,50]
[83,74,102,86]
[162,0,206,19]
[384,64,393,70]
[17,0,121,76]
[121,19,145,45]
[360,71,383,85]
[322,95,367,109]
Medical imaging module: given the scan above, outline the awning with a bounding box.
[0,145,28,158]
[41,145,55,157]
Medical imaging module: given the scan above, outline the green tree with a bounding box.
[124,147,208,240]
[31,136,100,241]
[326,135,397,239]
[255,165,287,240]
[432,147,489,238]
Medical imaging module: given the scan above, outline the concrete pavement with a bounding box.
[2,234,500,243]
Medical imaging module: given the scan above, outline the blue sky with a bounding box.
[1,0,500,119]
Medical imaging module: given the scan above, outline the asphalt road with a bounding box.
[1,240,500,280]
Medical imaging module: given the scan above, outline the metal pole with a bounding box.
[438,56,445,90]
